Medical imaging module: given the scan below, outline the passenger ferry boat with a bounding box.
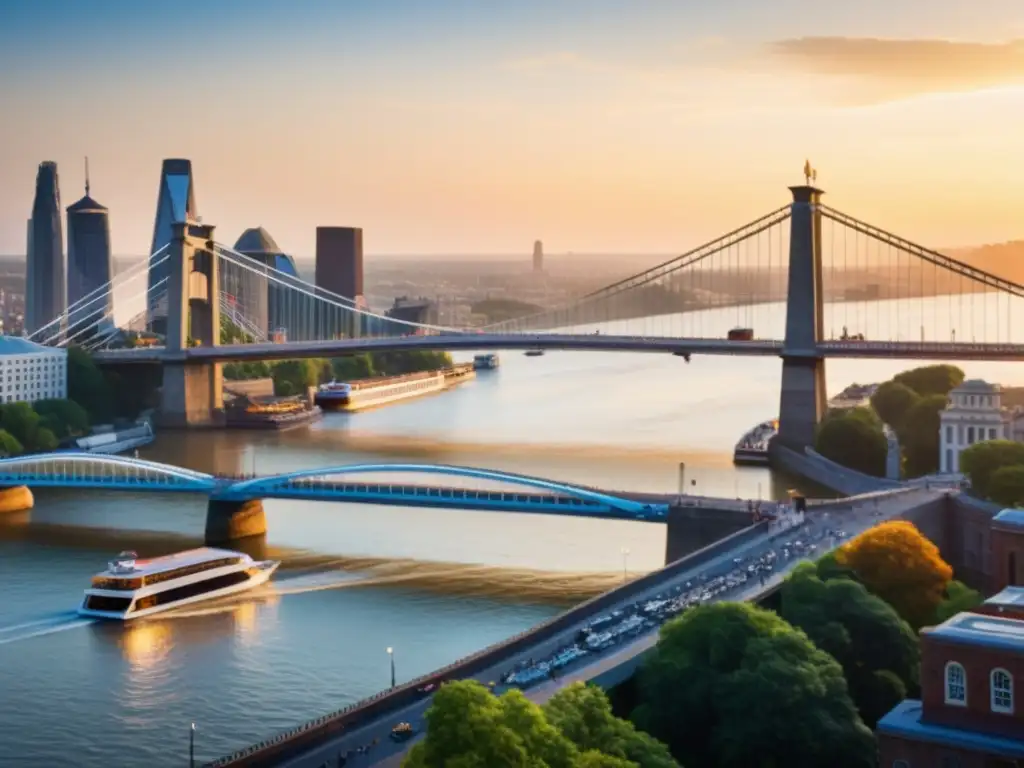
[733,419,778,466]
[473,353,500,371]
[78,548,280,621]
[315,364,475,412]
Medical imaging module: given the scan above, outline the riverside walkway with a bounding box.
[209,487,942,768]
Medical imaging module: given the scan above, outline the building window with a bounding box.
[992,668,1013,713]
[946,426,953,444]
[945,449,953,474]
[945,661,967,705]
[968,426,975,444]
[1011,552,1018,587]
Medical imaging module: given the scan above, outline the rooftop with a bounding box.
[877,699,1024,758]
[235,227,282,254]
[923,611,1024,653]
[67,194,107,213]
[953,379,1000,393]
[94,547,243,578]
[985,586,1024,609]
[993,508,1024,532]
[0,336,60,355]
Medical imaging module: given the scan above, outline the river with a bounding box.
[4,295,1024,766]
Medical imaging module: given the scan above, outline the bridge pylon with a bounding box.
[158,220,224,427]
[775,185,827,450]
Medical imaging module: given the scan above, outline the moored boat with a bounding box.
[473,353,500,371]
[78,548,279,621]
[733,419,778,465]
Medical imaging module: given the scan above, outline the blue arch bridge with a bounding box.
[0,454,743,562]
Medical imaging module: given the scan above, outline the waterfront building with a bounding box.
[0,336,67,404]
[533,240,544,273]
[26,162,65,336]
[877,512,1024,766]
[939,380,1009,474]
[147,159,197,334]
[66,161,113,338]
[315,227,364,303]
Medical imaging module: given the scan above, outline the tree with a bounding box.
[33,398,90,440]
[31,426,58,452]
[898,394,948,477]
[836,520,952,629]
[779,562,919,726]
[989,465,1024,507]
[544,684,678,768]
[331,354,376,381]
[0,403,41,450]
[870,381,920,431]
[815,409,888,477]
[893,364,965,398]
[66,346,114,423]
[0,429,23,457]
[935,580,983,624]
[960,440,1024,498]
[632,602,875,768]
[271,359,321,397]
[403,680,577,768]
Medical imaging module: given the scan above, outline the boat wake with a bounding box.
[0,612,95,646]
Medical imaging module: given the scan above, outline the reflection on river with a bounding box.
[6,309,1024,766]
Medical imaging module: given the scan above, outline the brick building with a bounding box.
[876,509,1024,767]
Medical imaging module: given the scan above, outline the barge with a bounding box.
[315,363,475,411]
[733,419,778,466]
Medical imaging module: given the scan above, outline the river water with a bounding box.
[4,295,1024,766]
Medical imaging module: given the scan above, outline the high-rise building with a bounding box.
[66,160,113,336]
[533,240,544,273]
[230,227,309,338]
[315,227,364,302]
[147,159,197,333]
[26,161,65,336]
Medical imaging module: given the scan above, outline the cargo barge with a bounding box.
[315,363,475,411]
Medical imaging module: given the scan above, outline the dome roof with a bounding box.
[234,227,281,254]
[0,336,57,355]
[956,379,1000,393]
[67,194,107,213]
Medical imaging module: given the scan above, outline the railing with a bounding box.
[203,520,773,767]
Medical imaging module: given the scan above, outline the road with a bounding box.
[272,488,941,768]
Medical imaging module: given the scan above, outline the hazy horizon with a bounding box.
[4,1,1024,257]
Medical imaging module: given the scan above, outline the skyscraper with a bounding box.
[26,161,65,336]
[315,227,364,301]
[231,227,310,339]
[147,159,197,334]
[66,159,113,336]
[533,240,544,273]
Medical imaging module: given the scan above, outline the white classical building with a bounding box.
[0,336,67,405]
[939,380,1011,474]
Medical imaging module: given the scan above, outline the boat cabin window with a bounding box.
[142,557,241,586]
[84,595,133,612]
[91,577,143,591]
[131,571,251,610]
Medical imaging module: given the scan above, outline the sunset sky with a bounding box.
[3,0,1024,257]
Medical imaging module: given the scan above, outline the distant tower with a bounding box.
[147,159,198,334]
[232,227,295,335]
[26,161,65,335]
[66,158,113,336]
[533,240,544,273]
[315,227,364,301]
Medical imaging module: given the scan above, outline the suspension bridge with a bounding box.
[26,167,1024,448]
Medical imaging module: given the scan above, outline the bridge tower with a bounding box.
[158,220,224,427]
[776,185,827,449]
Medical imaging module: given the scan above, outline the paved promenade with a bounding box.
[271,488,941,768]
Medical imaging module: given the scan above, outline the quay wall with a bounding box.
[205,520,772,767]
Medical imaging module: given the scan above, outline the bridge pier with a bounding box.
[159,361,224,428]
[776,184,827,450]
[664,503,753,564]
[205,498,267,544]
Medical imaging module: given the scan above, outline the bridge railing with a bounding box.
[203,519,774,768]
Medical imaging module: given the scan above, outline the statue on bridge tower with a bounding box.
[803,160,818,186]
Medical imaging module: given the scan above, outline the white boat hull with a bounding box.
[78,561,280,621]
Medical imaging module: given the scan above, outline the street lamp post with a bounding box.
[620,547,630,582]
[387,646,396,689]
[189,723,195,768]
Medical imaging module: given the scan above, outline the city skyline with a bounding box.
[2,1,1024,258]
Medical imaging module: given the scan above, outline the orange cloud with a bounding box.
[767,37,1024,103]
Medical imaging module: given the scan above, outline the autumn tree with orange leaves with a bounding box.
[835,520,953,629]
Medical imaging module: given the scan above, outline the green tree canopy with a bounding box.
[989,464,1024,508]
[632,602,874,768]
[898,394,948,477]
[815,409,888,477]
[331,354,376,381]
[544,683,678,768]
[893,364,965,398]
[934,580,983,624]
[869,381,920,431]
[271,359,322,397]
[0,429,23,457]
[960,440,1024,498]
[33,398,90,440]
[223,361,273,381]
[31,426,58,452]
[66,346,114,423]
[779,562,919,726]
[0,403,41,451]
